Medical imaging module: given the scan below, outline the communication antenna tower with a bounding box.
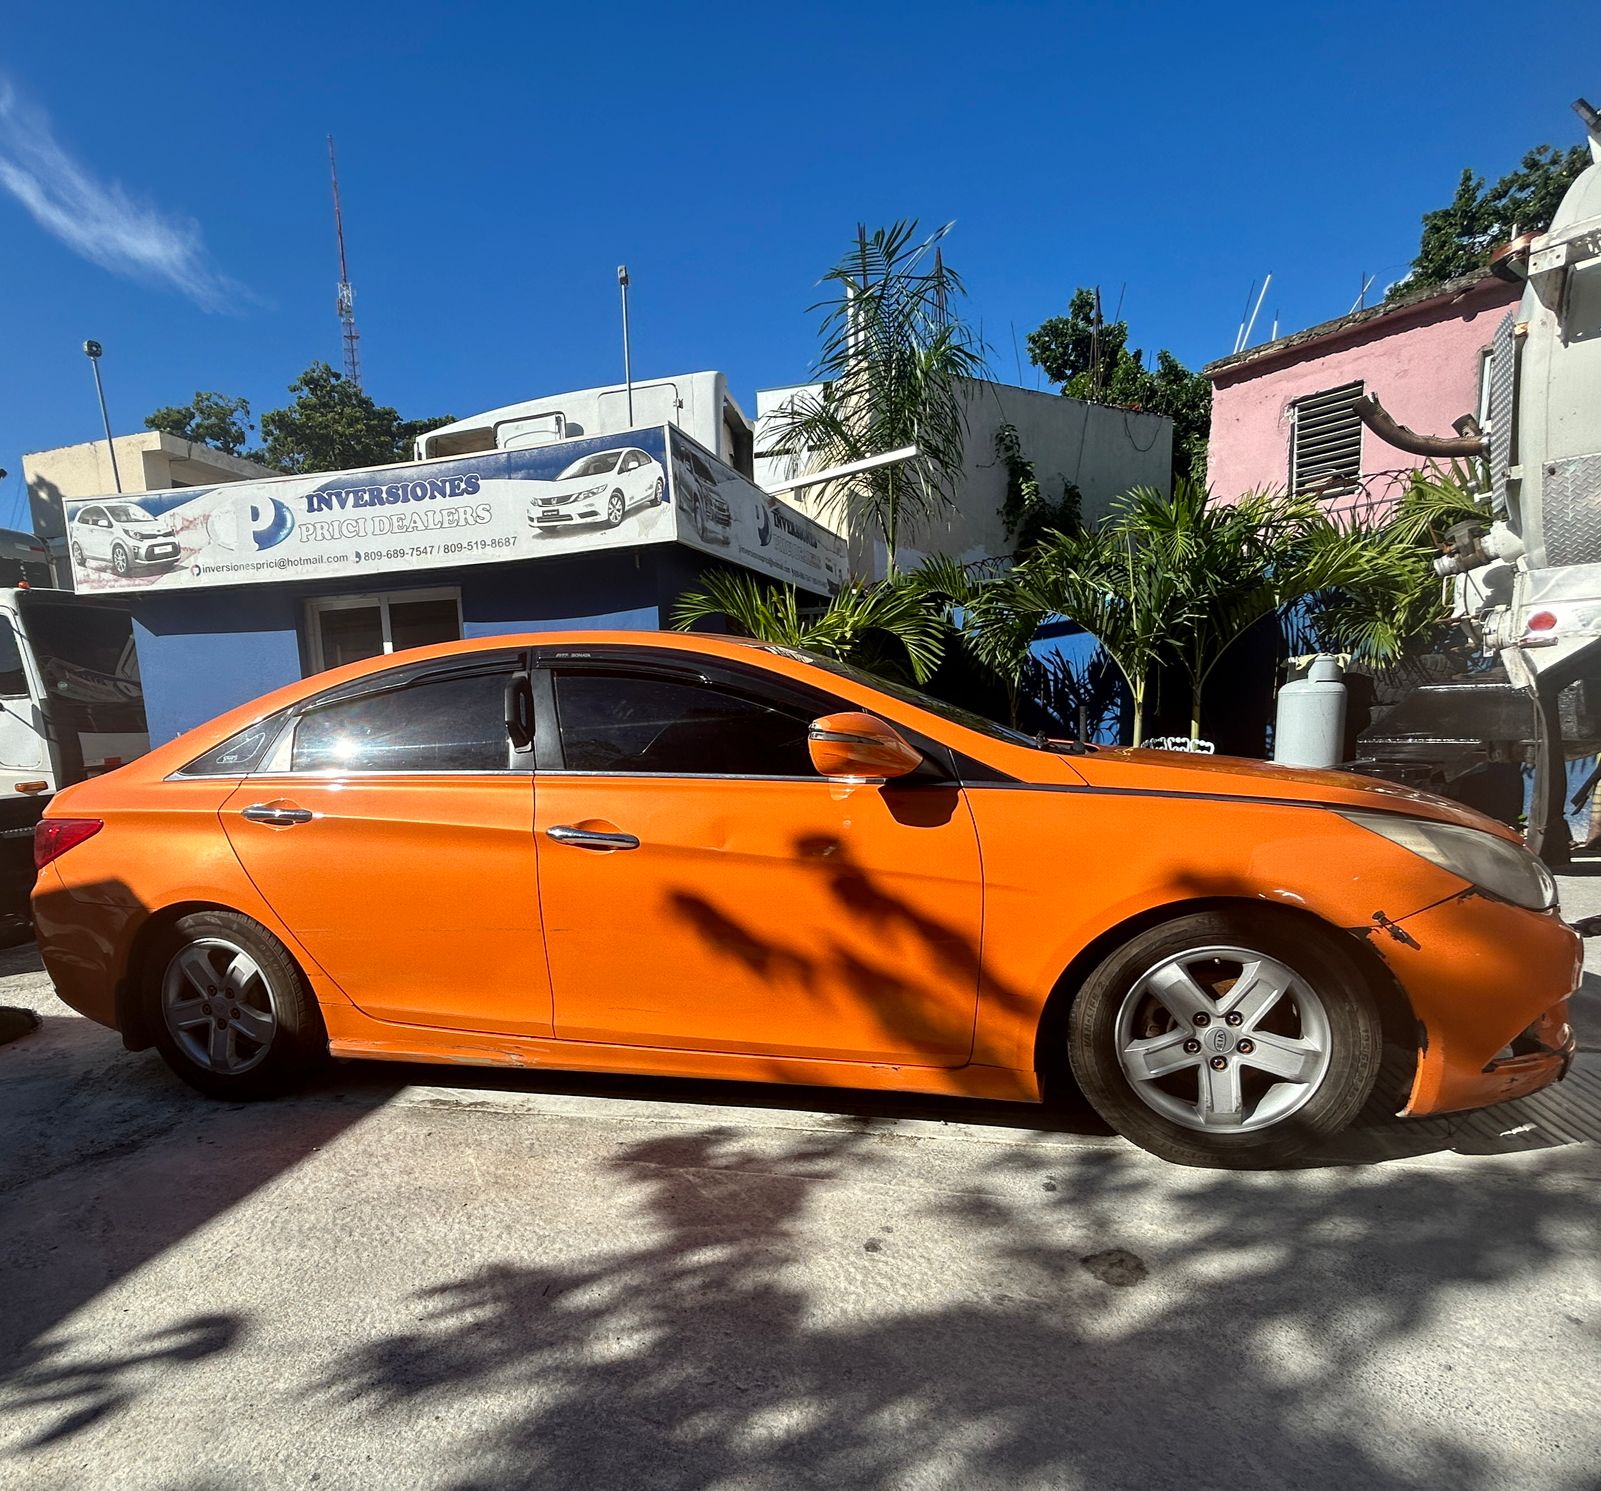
[327,135,362,388]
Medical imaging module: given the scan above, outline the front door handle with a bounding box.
[546,824,640,851]
[241,803,314,827]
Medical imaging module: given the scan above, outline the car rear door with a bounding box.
[220,651,552,1036]
[530,652,983,1065]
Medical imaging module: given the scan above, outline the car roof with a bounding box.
[120,629,1065,785]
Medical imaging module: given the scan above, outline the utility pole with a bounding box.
[618,265,633,424]
[328,136,362,388]
[82,340,122,494]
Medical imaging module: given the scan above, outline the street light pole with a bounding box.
[617,265,633,426]
[82,340,122,494]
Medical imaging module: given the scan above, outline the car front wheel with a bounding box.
[607,491,625,526]
[145,910,326,1099]
[111,543,130,576]
[1065,909,1382,1167]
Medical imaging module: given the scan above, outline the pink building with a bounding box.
[1204,270,1519,518]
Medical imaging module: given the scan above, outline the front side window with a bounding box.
[291,671,512,773]
[553,670,816,776]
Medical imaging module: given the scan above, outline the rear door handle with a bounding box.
[546,824,640,851]
[241,803,314,827]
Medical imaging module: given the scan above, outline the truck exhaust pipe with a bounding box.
[1351,392,1486,459]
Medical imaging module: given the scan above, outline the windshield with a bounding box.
[106,505,158,525]
[17,596,145,722]
[747,643,1042,749]
[559,452,622,480]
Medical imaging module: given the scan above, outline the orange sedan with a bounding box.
[32,631,1580,1166]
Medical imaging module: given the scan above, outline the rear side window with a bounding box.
[553,670,815,776]
[0,618,28,698]
[181,712,289,777]
[291,672,511,773]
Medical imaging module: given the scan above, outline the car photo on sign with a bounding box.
[526,447,666,535]
[69,503,182,577]
[673,443,733,546]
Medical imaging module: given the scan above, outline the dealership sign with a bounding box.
[64,426,845,596]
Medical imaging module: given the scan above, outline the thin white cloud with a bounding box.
[0,79,244,311]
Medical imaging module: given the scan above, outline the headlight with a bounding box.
[577,484,606,499]
[1337,809,1557,911]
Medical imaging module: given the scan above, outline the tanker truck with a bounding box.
[1350,96,1601,863]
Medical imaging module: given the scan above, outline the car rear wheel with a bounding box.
[607,491,625,526]
[1065,909,1382,1167]
[145,910,325,1099]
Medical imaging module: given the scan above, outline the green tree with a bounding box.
[670,568,948,684]
[1295,465,1489,666]
[1025,289,1212,486]
[760,221,987,575]
[144,391,255,455]
[1021,482,1383,745]
[1389,143,1589,300]
[910,556,1048,729]
[253,363,453,475]
[994,422,1081,557]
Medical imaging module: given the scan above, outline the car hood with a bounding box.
[1063,746,1523,842]
[535,475,616,501]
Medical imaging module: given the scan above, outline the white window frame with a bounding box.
[304,586,463,673]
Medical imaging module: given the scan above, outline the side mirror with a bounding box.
[807,712,922,782]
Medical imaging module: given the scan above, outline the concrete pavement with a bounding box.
[2,882,1600,1491]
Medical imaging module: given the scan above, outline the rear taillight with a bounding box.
[35,818,103,869]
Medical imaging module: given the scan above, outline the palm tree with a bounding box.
[1295,464,1488,667]
[1017,518,1186,746]
[910,557,1047,729]
[1020,482,1385,746]
[760,221,987,576]
[670,568,948,684]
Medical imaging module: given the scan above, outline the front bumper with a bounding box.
[1381,890,1582,1116]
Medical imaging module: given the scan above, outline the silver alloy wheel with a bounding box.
[608,492,625,525]
[161,937,277,1075]
[1114,945,1333,1133]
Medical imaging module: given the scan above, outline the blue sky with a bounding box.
[1,0,1595,526]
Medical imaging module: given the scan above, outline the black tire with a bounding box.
[143,910,326,1100]
[1063,909,1382,1168]
[112,543,130,576]
[607,490,625,527]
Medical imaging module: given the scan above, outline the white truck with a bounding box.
[1353,97,1601,861]
[0,577,148,935]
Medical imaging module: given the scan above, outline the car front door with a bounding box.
[77,508,105,564]
[220,652,552,1036]
[531,654,984,1065]
[617,450,644,509]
